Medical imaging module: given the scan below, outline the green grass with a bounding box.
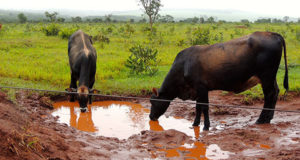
[0,22,299,98]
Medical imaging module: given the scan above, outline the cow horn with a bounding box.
[152,88,159,97]
[65,88,77,92]
[89,89,100,94]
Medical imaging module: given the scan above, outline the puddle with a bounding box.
[52,101,233,159]
[152,125,233,159]
[52,101,201,139]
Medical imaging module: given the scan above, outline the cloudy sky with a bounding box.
[1,0,299,17]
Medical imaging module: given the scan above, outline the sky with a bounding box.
[0,0,299,17]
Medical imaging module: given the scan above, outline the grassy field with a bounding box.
[0,22,299,98]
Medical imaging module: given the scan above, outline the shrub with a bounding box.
[41,23,60,36]
[121,24,135,38]
[213,32,224,43]
[191,27,210,45]
[125,44,159,76]
[276,29,287,38]
[92,32,110,44]
[296,28,300,42]
[59,27,78,39]
[106,27,113,34]
[177,39,185,46]
[141,25,157,35]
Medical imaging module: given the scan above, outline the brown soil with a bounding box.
[0,90,299,160]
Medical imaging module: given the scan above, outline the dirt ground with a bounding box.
[0,90,299,160]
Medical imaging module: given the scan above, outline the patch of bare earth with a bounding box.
[0,90,299,159]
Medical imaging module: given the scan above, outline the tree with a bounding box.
[255,18,271,23]
[158,14,174,23]
[57,17,65,22]
[18,13,27,23]
[92,18,103,23]
[283,16,289,23]
[139,18,147,23]
[272,18,283,23]
[206,16,215,23]
[199,17,205,23]
[298,18,300,23]
[45,11,58,22]
[72,16,82,22]
[139,0,162,32]
[105,14,112,23]
[240,19,249,23]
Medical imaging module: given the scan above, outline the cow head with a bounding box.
[77,86,89,111]
[65,86,100,112]
[149,88,170,121]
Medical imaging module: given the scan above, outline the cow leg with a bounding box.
[256,79,279,124]
[193,90,210,131]
[88,80,95,104]
[69,73,77,102]
[192,103,202,127]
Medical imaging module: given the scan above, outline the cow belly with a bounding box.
[233,76,261,93]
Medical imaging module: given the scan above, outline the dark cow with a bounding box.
[66,30,98,112]
[149,32,288,130]
[0,24,2,30]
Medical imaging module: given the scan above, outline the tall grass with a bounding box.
[0,22,299,97]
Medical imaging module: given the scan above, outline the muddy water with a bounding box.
[52,101,232,159]
[52,101,200,139]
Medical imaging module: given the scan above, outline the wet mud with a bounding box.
[0,90,299,159]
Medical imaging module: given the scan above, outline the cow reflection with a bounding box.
[69,106,97,132]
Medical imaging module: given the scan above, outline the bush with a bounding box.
[141,25,157,35]
[59,27,78,39]
[106,27,113,34]
[41,23,60,36]
[121,24,135,38]
[177,39,185,46]
[125,44,159,76]
[213,32,224,43]
[92,32,110,44]
[191,27,210,45]
[296,28,300,42]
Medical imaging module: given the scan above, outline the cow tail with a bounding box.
[281,35,289,92]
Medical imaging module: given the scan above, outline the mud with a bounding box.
[0,90,299,159]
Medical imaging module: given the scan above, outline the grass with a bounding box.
[0,22,299,98]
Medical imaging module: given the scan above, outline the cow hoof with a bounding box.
[70,97,75,102]
[80,107,87,112]
[203,126,210,131]
[255,119,270,124]
[192,122,200,126]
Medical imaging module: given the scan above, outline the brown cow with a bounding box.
[149,32,288,131]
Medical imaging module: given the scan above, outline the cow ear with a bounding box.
[89,36,93,44]
[65,88,72,92]
[152,88,159,97]
[90,89,100,94]
[66,88,77,92]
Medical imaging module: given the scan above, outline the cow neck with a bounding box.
[78,58,92,88]
[158,89,176,101]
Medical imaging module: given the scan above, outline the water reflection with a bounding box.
[52,101,231,159]
[52,101,196,139]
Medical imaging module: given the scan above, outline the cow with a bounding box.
[0,24,2,30]
[149,32,288,131]
[65,30,98,112]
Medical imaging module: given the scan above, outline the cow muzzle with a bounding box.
[80,107,87,112]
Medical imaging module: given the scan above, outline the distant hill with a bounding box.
[0,8,298,23]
